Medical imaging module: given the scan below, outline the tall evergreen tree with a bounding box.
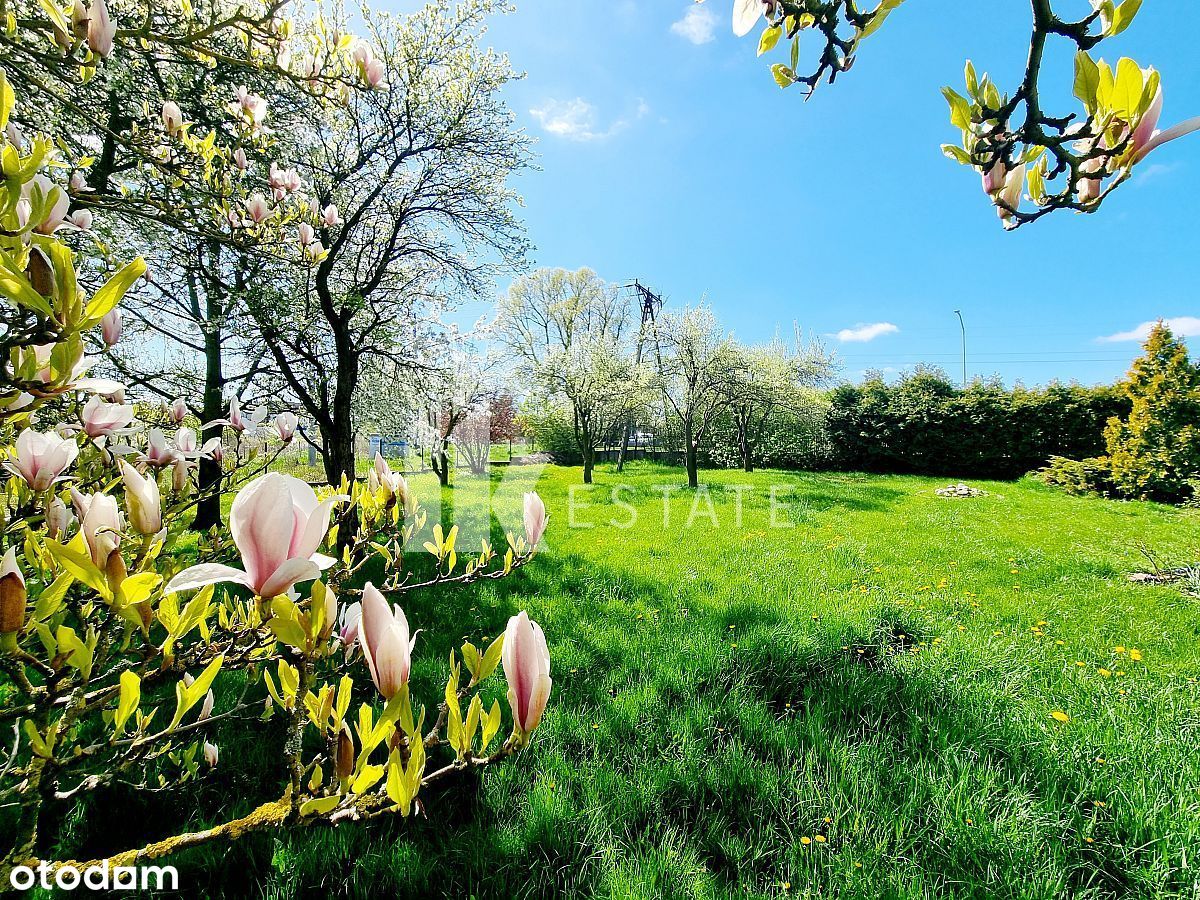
[1105,322,1200,501]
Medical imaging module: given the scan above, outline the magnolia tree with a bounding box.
[719,0,1200,228]
[0,53,554,880]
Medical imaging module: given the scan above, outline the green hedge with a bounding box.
[826,371,1129,479]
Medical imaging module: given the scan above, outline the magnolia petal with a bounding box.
[733,0,765,37]
[525,673,553,733]
[258,556,321,599]
[1134,116,1200,163]
[166,563,252,594]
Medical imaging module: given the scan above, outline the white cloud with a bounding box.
[1098,316,1200,343]
[670,5,717,44]
[530,98,629,142]
[1134,161,1180,186]
[834,322,900,343]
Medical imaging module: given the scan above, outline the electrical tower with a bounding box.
[617,280,665,471]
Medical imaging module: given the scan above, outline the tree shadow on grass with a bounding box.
[45,546,1173,899]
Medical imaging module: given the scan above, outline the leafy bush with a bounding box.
[1033,455,1115,497]
[706,396,833,471]
[520,399,582,465]
[825,369,1129,479]
[1104,322,1200,502]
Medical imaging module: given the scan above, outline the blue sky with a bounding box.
[391,0,1200,386]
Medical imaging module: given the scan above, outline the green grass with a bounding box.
[51,464,1200,898]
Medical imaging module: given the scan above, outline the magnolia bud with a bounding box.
[26,248,54,298]
[105,547,127,594]
[0,548,27,638]
[335,723,355,782]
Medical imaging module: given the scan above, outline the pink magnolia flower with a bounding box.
[100,308,121,346]
[79,395,135,439]
[120,460,161,535]
[369,452,407,505]
[244,193,272,225]
[68,209,94,231]
[203,741,219,767]
[502,610,552,736]
[339,600,361,649]
[232,148,248,171]
[201,437,224,463]
[198,690,215,721]
[161,101,184,136]
[79,492,122,567]
[351,40,374,69]
[358,582,415,699]
[298,222,315,247]
[168,399,188,424]
[71,0,88,40]
[981,159,1007,196]
[1128,85,1200,164]
[87,0,115,58]
[172,457,191,494]
[174,426,197,455]
[216,395,266,433]
[321,204,341,227]
[5,429,79,491]
[70,170,88,193]
[141,428,177,468]
[523,491,547,549]
[46,496,74,540]
[995,163,1026,223]
[364,59,387,89]
[274,412,298,442]
[165,473,346,598]
[26,175,70,235]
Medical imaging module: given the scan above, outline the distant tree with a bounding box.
[498,268,648,484]
[1105,321,1200,501]
[655,306,742,488]
[251,0,530,486]
[489,394,521,443]
[723,334,834,472]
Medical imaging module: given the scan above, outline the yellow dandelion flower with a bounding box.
[1129,649,1143,661]
[1075,661,1086,667]
[815,835,827,843]
[1098,668,1112,677]
[800,836,812,846]
[1051,710,1070,723]
[1113,646,1126,654]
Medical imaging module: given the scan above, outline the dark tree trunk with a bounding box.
[432,437,451,486]
[321,337,359,486]
[193,261,223,531]
[582,444,594,484]
[685,419,699,488]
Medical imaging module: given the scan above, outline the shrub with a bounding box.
[520,399,583,465]
[1033,455,1115,497]
[825,369,1129,479]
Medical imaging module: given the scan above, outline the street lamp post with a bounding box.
[954,309,967,388]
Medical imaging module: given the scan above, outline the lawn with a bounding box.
[50,464,1200,899]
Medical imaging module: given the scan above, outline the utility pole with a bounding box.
[616,280,664,472]
[954,309,967,388]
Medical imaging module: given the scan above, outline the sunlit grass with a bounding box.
[52,463,1200,898]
